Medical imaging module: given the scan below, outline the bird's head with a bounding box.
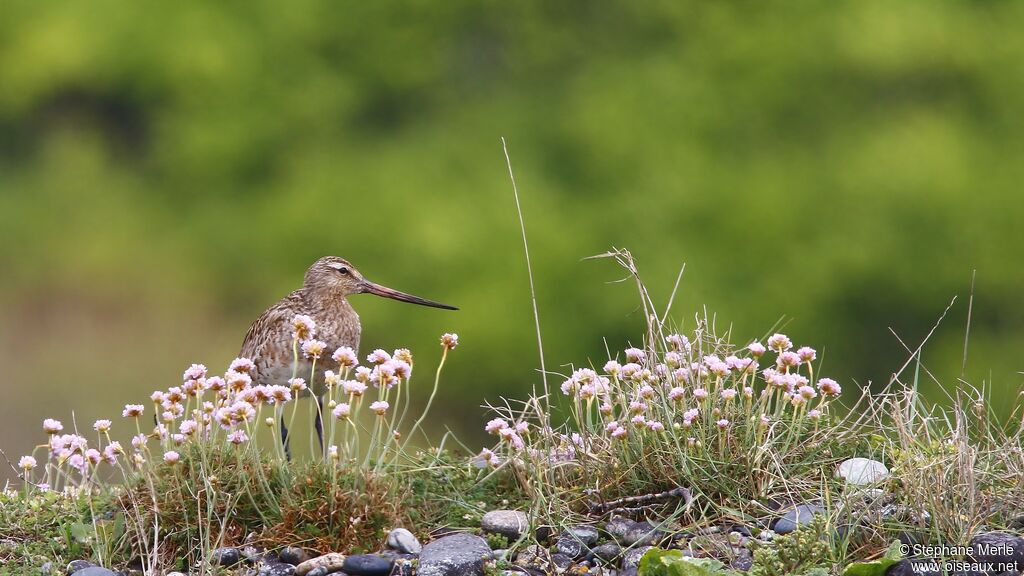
[304,256,458,310]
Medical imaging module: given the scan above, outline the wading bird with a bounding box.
[240,256,456,454]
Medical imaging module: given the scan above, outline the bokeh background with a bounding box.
[2,1,1023,483]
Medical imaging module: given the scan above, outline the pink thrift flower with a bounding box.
[332,346,358,367]
[767,333,793,352]
[797,346,817,363]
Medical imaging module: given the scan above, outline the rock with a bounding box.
[606,517,662,546]
[838,458,890,486]
[966,531,1024,572]
[392,558,416,576]
[279,547,312,566]
[622,546,654,569]
[564,526,600,546]
[342,554,393,576]
[166,573,187,576]
[258,564,296,576]
[67,560,96,574]
[242,545,264,563]
[481,510,530,540]
[773,504,824,534]
[418,533,492,576]
[555,537,587,559]
[514,544,547,569]
[386,528,422,554]
[295,553,346,576]
[550,553,574,569]
[620,568,639,576]
[758,529,776,542]
[592,543,621,563]
[69,569,116,576]
[732,548,754,571]
[306,568,330,576]
[212,547,242,566]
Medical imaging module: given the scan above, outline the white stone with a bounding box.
[838,457,889,486]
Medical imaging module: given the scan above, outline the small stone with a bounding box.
[966,531,1024,570]
[166,573,187,576]
[392,558,416,576]
[386,528,422,554]
[838,458,890,486]
[69,569,116,576]
[342,554,393,576]
[773,503,824,534]
[622,546,654,569]
[550,553,573,569]
[481,510,530,540]
[242,545,264,563]
[564,526,600,546]
[212,547,242,566]
[592,543,621,563]
[67,560,95,574]
[605,517,662,546]
[514,544,547,568]
[555,537,586,559]
[418,533,492,576]
[305,568,329,576]
[732,548,754,571]
[758,529,776,542]
[295,553,346,576]
[258,564,296,576]
[279,547,312,566]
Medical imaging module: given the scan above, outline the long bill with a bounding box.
[361,281,458,310]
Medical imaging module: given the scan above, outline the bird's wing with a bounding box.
[239,292,304,374]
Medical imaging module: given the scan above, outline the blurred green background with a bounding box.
[2,1,1023,483]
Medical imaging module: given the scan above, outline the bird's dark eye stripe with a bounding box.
[338,267,349,274]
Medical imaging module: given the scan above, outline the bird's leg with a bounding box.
[314,395,325,456]
[280,415,292,461]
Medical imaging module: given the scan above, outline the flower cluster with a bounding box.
[480,330,842,466]
[18,318,457,492]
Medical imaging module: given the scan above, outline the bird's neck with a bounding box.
[304,286,356,315]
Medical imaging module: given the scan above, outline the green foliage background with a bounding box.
[2,1,1023,482]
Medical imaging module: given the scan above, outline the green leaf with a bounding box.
[840,540,904,576]
[638,548,738,576]
[69,522,94,544]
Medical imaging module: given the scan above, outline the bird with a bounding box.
[239,256,457,455]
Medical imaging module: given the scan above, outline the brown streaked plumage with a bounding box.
[239,256,457,450]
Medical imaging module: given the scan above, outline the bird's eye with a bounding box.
[337,267,349,275]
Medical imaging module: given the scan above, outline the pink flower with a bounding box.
[798,385,817,400]
[747,342,767,357]
[709,361,731,377]
[205,376,225,392]
[370,401,390,416]
[122,404,145,418]
[606,421,620,433]
[332,346,358,367]
[629,401,647,414]
[797,347,817,363]
[302,339,327,359]
[603,360,622,376]
[333,403,351,419]
[440,333,459,350]
[18,456,36,471]
[43,419,63,434]
[625,347,646,363]
[227,430,249,445]
[767,333,793,352]
[647,421,665,432]
[291,315,316,340]
[343,380,367,396]
[85,448,102,465]
[515,421,529,434]
[638,385,655,399]
[720,389,737,401]
[67,454,87,473]
[611,427,628,438]
[817,378,841,397]
[485,418,509,435]
[692,388,708,401]
[630,415,647,428]
[669,387,686,401]
[716,418,730,430]
[665,334,690,352]
[93,420,112,433]
[777,351,801,369]
[163,451,180,464]
[288,378,307,392]
[366,349,391,365]
[807,409,822,420]
[229,358,255,374]
[183,363,207,381]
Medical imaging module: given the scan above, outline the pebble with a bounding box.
[295,553,347,576]
[550,552,574,569]
[258,564,296,576]
[592,542,621,563]
[563,526,600,546]
[605,517,662,546]
[386,527,422,554]
[481,510,530,540]
[211,546,242,566]
[242,545,264,563]
[555,536,587,559]
[967,531,1024,569]
[342,554,393,576]
[69,569,117,576]
[418,532,492,576]
[306,568,330,576]
[773,503,824,534]
[67,560,96,574]
[622,546,654,569]
[279,547,312,565]
[838,458,889,486]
